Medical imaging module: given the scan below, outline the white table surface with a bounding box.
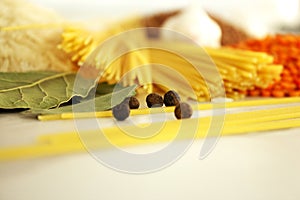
[1,1,300,199]
[1,107,300,200]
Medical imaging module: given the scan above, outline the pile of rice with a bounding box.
[0,0,75,72]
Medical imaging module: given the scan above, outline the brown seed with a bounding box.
[112,102,130,121]
[163,90,181,106]
[129,96,140,109]
[174,102,193,119]
[146,93,164,108]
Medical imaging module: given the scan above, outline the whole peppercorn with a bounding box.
[174,102,193,119]
[164,90,181,106]
[128,96,140,109]
[146,93,164,108]
[112,102,130,121]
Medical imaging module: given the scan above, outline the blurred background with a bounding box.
[28,0,300,36]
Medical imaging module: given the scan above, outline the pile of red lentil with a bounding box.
[232,34,300,97]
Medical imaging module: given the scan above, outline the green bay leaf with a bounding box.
[0,72,97,110]
[0,71,57,91]
[29,84,137,115]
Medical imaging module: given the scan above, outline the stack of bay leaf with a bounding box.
[0,72,136,114]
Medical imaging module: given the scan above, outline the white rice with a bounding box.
[0,0,76,72]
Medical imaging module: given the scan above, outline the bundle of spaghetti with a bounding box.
[58,17,156,92]
[147,41,282,100]
[89,31,153,93]
[232,34,300,97]
[144,47,220,101]
[206,47,282,98]
[59,17,145,66]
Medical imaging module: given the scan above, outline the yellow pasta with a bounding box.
[59,23,283,101]
[2,103,300,161]
[38,97,300,121]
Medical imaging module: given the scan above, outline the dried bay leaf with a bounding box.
[29,84,137,115]
[0,72,97,110]
[0,71,57,91]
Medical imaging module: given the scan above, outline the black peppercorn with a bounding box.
[128,96,140,109]
[174,102,193,119]
[164,90,181,107]
[112,102,130,121]
[146,93,164,108]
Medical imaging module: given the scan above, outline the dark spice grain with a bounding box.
[164,90,181,106]
[174,102,193,119]
[146,93,164,108]
[112,102,130,121]
[128,96,140,109]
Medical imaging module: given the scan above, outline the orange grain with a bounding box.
[272,90,285,97]
[233,34,300,97]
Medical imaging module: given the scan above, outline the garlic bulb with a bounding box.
[161,6,222,48]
